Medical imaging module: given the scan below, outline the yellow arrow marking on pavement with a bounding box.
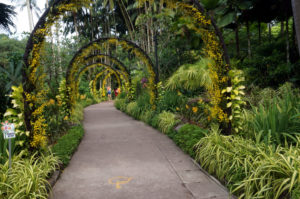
[108,176,133,189]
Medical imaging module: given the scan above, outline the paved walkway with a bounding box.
[50,102,232,199]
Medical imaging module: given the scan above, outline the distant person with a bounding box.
[114,88,118,98]
[107,86,112,100]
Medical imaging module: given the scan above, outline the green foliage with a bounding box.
[114,98,128,112]
[239,39,299,87]
[150,114,160,129]
[157,111,179,134]
[243,83,300,146]
[166,58,212,91]
[1,85,29,162]
[157,90,186,112]
[126,102,141,119]
[168,124,207,158]
[0,151,58,198]
[52,125,84,167]
[140,109,155,125]
[136,92,151,111]
[195,125,300,199]
[117,91,127,99]
[222,70,246,133]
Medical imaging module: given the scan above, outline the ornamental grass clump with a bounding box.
[195,125,300,199]
[157,111,179,134]
[0,152,58,198]
[126,102,141,119]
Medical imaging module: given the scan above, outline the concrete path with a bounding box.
[50,102,232,199]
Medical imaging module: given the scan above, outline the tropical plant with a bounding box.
[222,70,246,133]
[0,61,23,92]
[0,3,16,32]
[166,58,213,91]
[195,125,300,198]
[168,124,207,158]
[126,101,141,119]
[0,151,58,198]
[157,111,179,134]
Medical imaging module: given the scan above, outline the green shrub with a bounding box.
[243,83,300,146]
[195,125,300,199]
[126,102,141,119]
[117,91,127,99]
[140,109,155,125]
[136,92,151,111]
[114,98,125,110]
[52,125,84,166]
[157,111,179,134]
[168,124,207,158]
[157,90,186,112]
[0,152,58,198]
[150,114,160,128]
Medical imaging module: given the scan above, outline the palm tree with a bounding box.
[11,0,41,32]
[292,0,300,55]
[0,3,16,32]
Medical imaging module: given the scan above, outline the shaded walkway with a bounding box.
[50,102,231,199]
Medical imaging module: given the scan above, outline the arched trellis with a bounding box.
[75,62,129,87]
[90,68,121,99]
[75,62,128,97]
[84,54,131,83]
[101,71,120,97]
[22,0,233,142]
[65,37,156,109]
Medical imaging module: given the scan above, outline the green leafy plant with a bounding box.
[244,83,300,145]
[166,58,213,91]
[222,70,246,133]
[52,124,84,166]
[126,102,141,119]
[168,124,207,158]
[157,111,179,134]
[0,151,58,198]
[195,125,300,198]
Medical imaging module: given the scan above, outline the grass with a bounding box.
[51,125,84,167]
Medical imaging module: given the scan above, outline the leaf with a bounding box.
[201,0,221,10]
[218,12,236,27]
[227,102,232,108]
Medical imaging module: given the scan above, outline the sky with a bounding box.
[1,0,46,38]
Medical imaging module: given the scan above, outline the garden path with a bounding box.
[50,101,232,199]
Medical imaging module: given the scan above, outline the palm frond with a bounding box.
[0,3,16,32]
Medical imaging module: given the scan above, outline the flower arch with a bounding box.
[75,62,128,98]
[21,0,232,145]
[65,37,156,109]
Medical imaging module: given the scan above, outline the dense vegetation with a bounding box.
[0,0,300,198]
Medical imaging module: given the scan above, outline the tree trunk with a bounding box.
[292,0,300,56]
[281,21,285,35]
[268,23,272,41]
[246,20,251,59]
[235,23,240,57]
[286,18,290,63]
[258,21,261,44]
[26,0,34,31]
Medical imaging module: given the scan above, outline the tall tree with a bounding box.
[292,0,300,55]
[12,0,41,31]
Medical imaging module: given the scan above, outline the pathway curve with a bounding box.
[50,102,232,199]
